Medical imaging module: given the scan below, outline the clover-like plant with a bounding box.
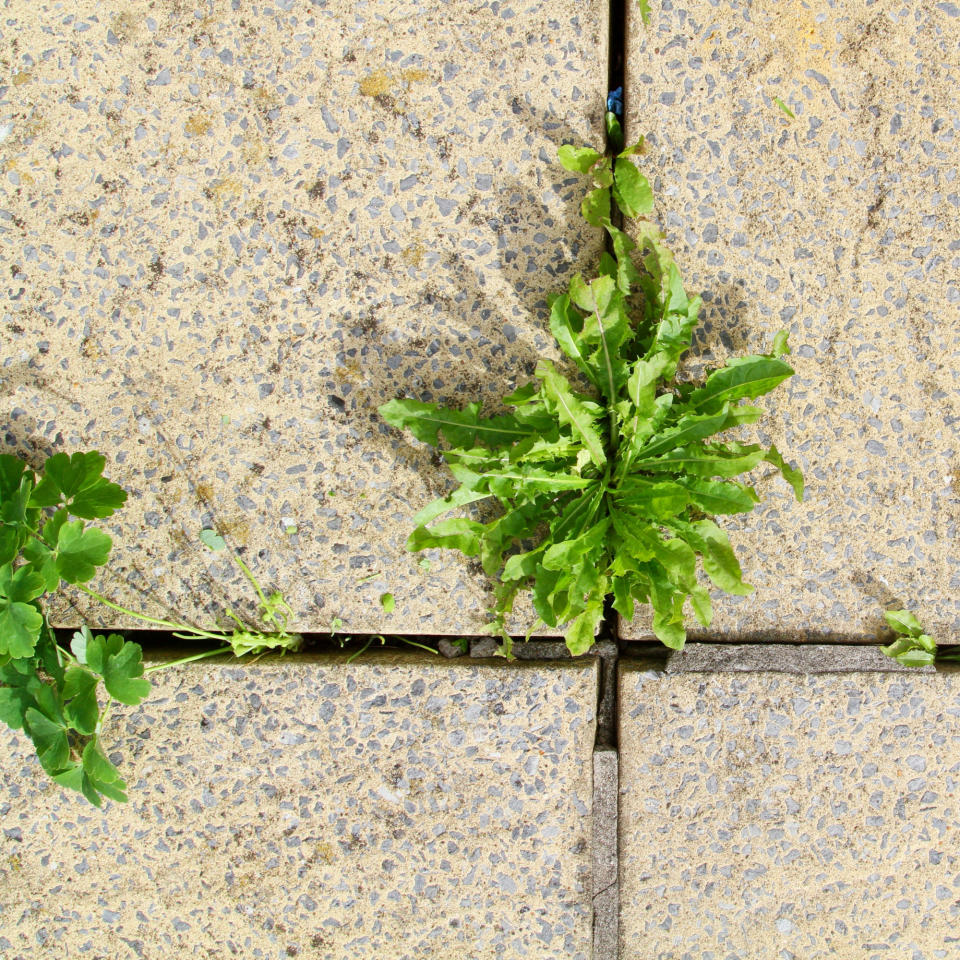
[381,139,803,657]
[0,451,301,805]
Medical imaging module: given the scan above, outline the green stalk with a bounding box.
[145,646,232,673]
[75,584,230,643]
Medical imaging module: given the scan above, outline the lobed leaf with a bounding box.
[31,451,127,519]
[55,521,112,584]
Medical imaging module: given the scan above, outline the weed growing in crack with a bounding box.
[381,139,803,657]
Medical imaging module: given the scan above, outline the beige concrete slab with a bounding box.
[621,0,960,641]
[1,651,598,959]
[0,0,607,636]
[619,650,960,958]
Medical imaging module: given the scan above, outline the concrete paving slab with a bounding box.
[621,0,960,641]
[0,0,608,636]
[1,651,598,959]
[619,649,960,958]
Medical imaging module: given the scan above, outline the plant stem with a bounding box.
[75,584,230,643]
[144,646,233,673]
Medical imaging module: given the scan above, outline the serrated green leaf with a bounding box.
[565,597,604,655]
[0,525,21,567]
[548,294,599,387]
[771,329,791,357]
[450,462,595,499]
[678,477,760,515]
[411,485,492,527]
[536,360,607,468]
[408,519,484,556]
[31,451,127,519]
[670,518,753,596]
[581,186,611,228]
[892,648,936,667]
[0,684,33,729]
[688,356,795,414]
[689,585,712,628]
[634,405,737,460]
[24,706,70,773]
[380,398,551,450]
[613,477,690,520]
[71,625,91,665]
[82,739,123,784]
[0,563,45,604]
[652,609,685,650]
[55,521,112,584]
[63,666,99,735]
[51,762,88,796]
[542,518,610,572]
[101,637,151,705]
[612,157,654,218]
[557,144,602,173]
[634,441,768,478]
[764,444,804,501]
[611,575,635,621]
[884,609,925,638]
[0,454,30,502]
[605,112,624,153]
[608,226,644,295]
[637,0,652,26]
[0,565,44,657]
[86,632,151,705]
[580,275,631,403]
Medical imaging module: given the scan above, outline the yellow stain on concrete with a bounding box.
[204,176,243,204]
[359,69,391,96]
[400,67,432,84]
[185,113,214,136]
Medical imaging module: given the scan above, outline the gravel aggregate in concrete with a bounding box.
[1,652,598,959]
[619,651,960,958]
[0,0,608,636]
[620,0,960,641]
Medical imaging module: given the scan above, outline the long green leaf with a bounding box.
[565,596,604,655]
[633,442,767,478]
[687,356,794,414]
[380,399,552,450]
[669,518,753,596]
[536,360,607,468]
[412,486,492,527]
[408,519,484,557]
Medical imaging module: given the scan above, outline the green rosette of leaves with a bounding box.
[381,140,803,657]
[0,451,150,804]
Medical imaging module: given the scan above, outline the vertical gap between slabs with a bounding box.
[592,3,628,958]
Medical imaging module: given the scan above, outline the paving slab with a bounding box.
[619,648,960,959]
[0,0,608,637]
[621,0,960,641]
[1,651,598,959]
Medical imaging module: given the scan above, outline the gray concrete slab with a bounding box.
[619,649,960,958]
[1,651,598,959]
[621,0,960,641]
[0,0,607,636]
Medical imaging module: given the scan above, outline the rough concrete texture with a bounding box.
[0,0,607,636]
[619,653,960,959]
[621,0,960,641]
[591,746,619,960]
[665,641,935,674]
[1,652,598,959]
